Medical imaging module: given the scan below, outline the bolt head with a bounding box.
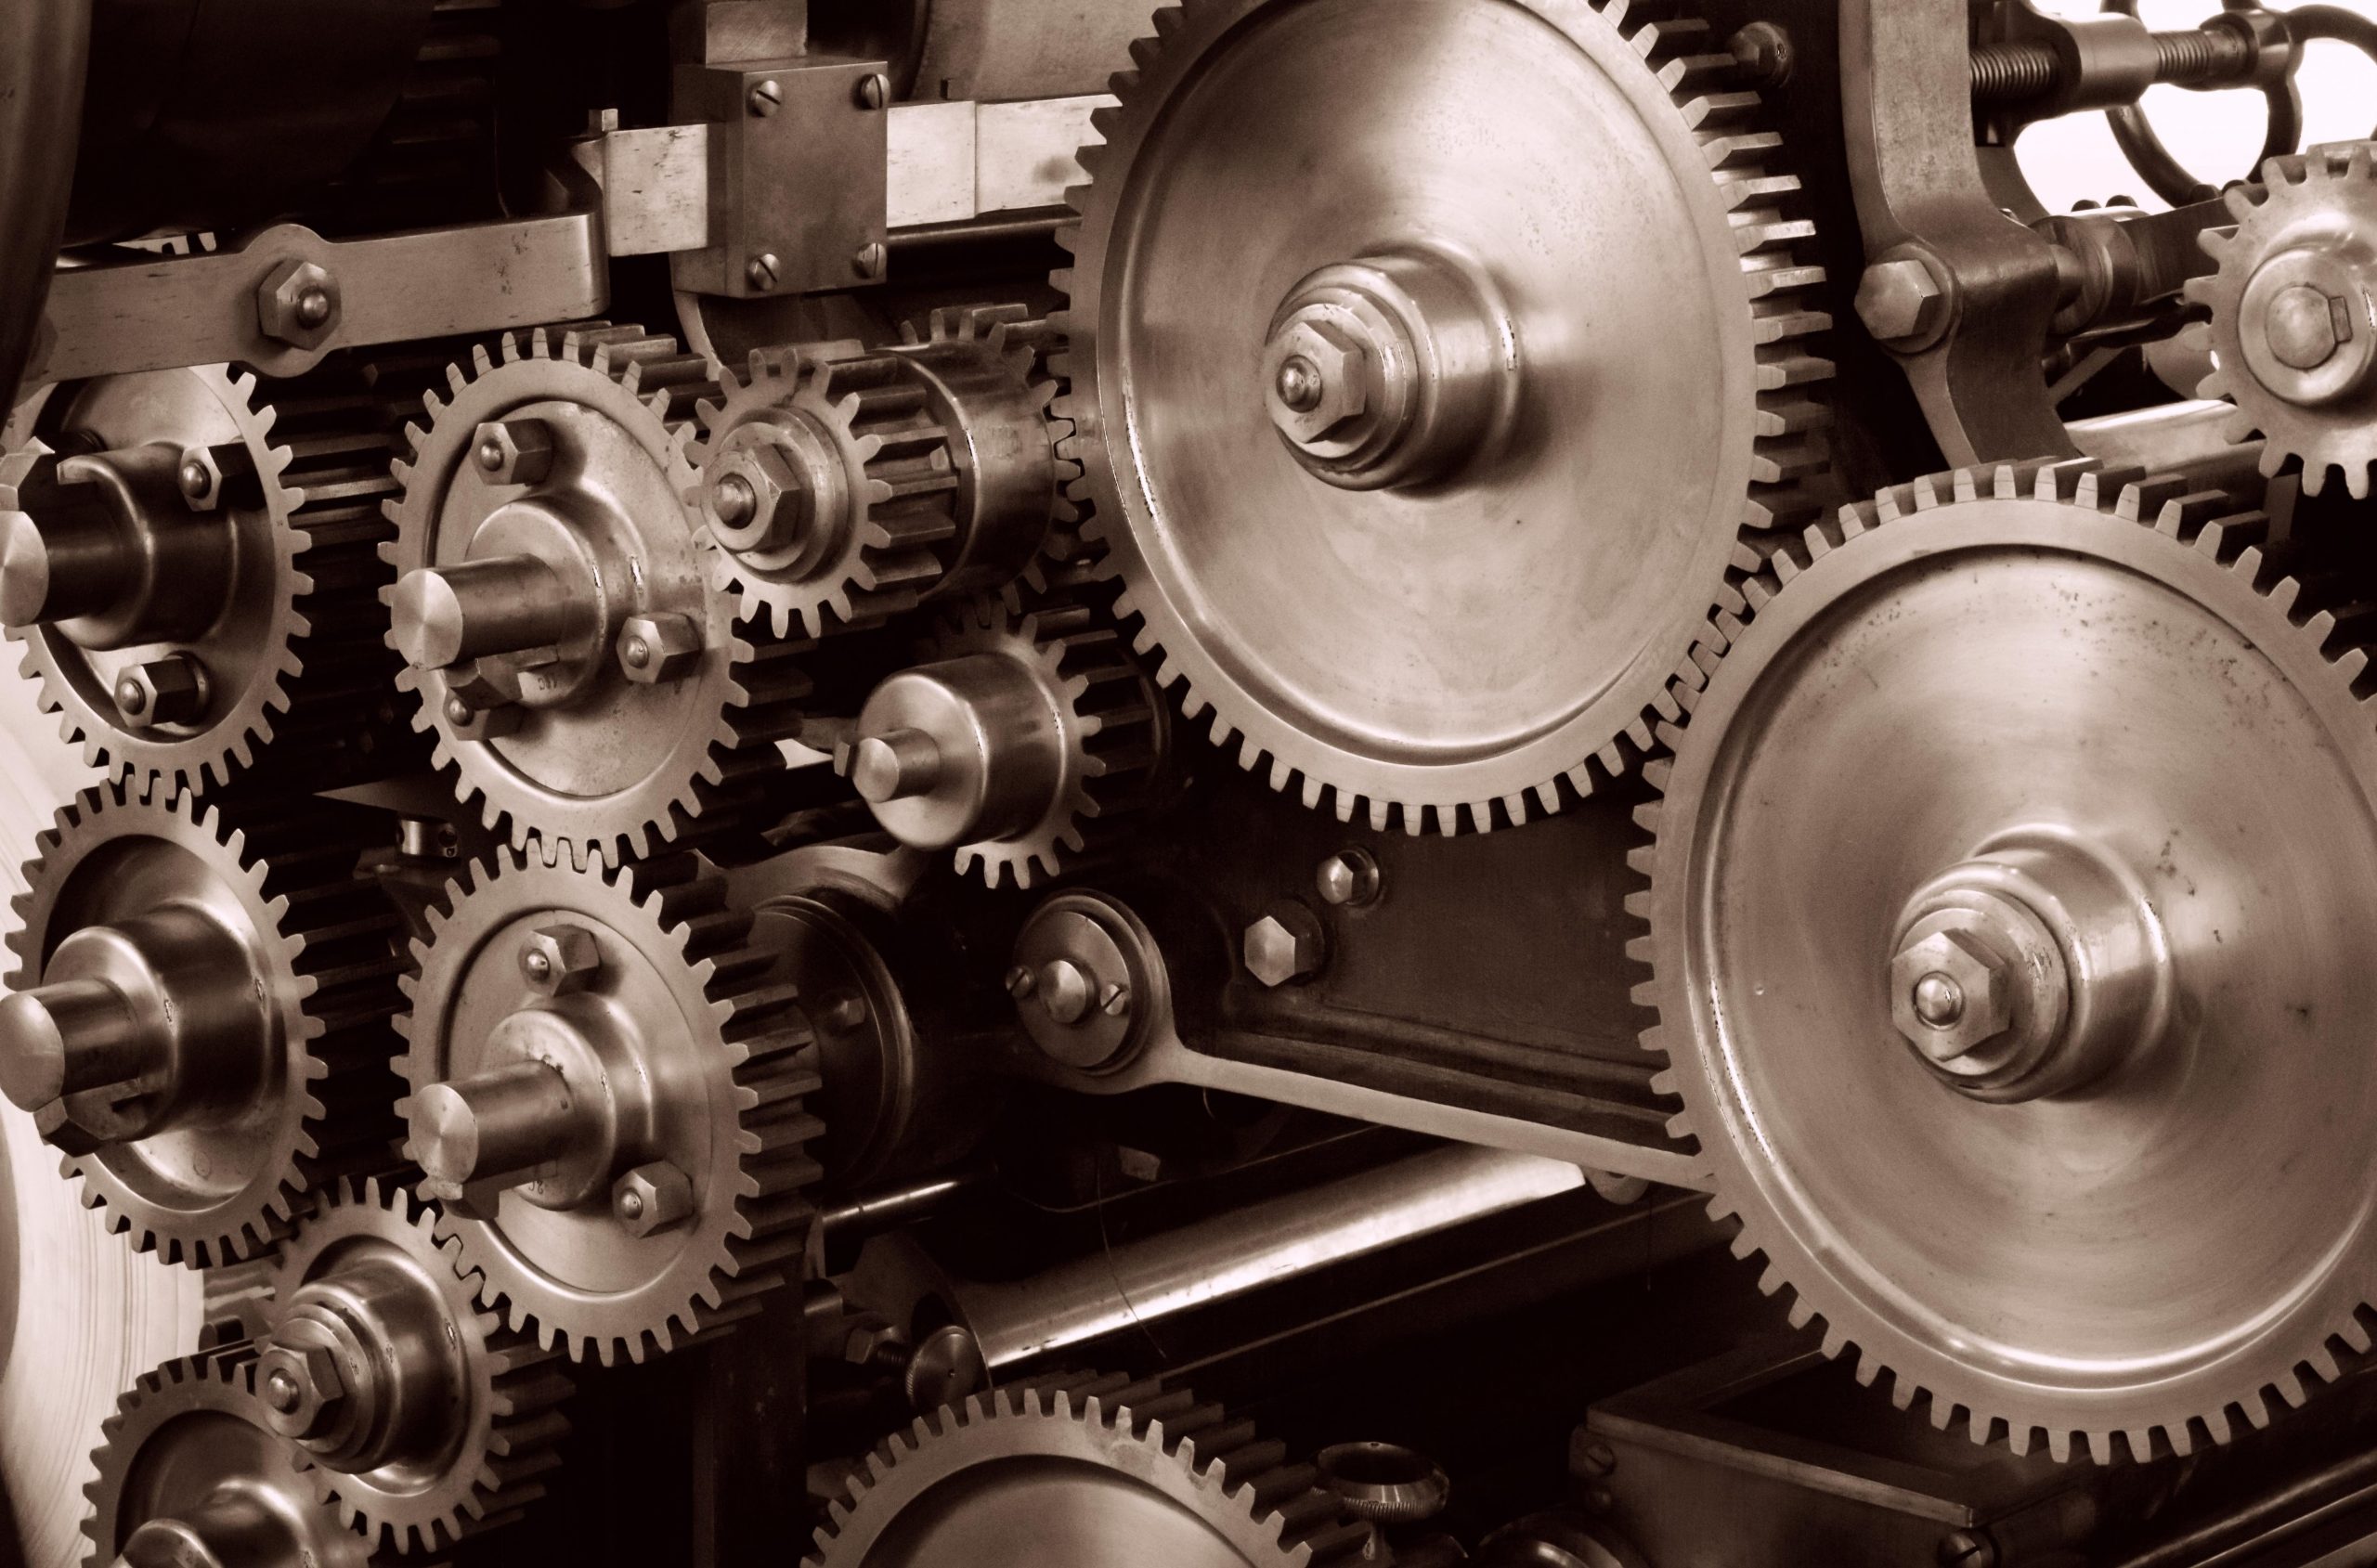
[1266,317,1370,445]
[471,420,556,486]
[1243,904,1327,988]
[612,1160,695,1237]
[747,253,782,292]
[1855,257,1948,345]
[176,451,219,508]
[852,241,889,281]
[705,440,806,553]
[2265,283,2346,370]
[520,924,601,995]
[1889,927,2013,1059]
[256,1339,346,1436]
[616,612,704,682]
[113,655,208,727]
[255,258,342,350]
[1315,849,1382,907]
[747,77,783,116]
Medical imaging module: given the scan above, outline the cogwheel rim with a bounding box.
[693,343,963,640]
[4,365,404,794]
[6,779,405,1267]
[1636,458,2377,1462]
[1054,0,1833,836]
[266,1174,571,1554]
[396,838,821,1367]
[383,325,810,864]
[2187,141,2377,500]
[806,1371,1375,1568]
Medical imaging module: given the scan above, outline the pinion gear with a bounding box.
[396,839,822,1365]
[384,324,810,863]
[1056,0,1832,833]
[3,364,409,793]
[6,779,405,1267]
[1637,459,2377,1461]
[808,1370,1377,1567]
[264,1174,571,1554]
[2189,140,2377,499]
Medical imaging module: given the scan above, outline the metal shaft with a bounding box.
[409,1060,582,1190]
[0,977,158,1111]
[116,1488,306,1568]
[0,501,132,626]
[390,554,596,671]
[1969,26,2256,104]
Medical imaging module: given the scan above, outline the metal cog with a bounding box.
[383,324,811,864]
[807,1370,1378,1568]
[1637,459,2377,1462]
[1055,0,1832,835]
[837,592,1165,889]
[2188,140,2377,499]
[694,342,966,639]
[2,364,409,794]
[396,839,822,1366]
[6,779,406,1267]
[263,1174,571,1554]
[83,1345,394,1568]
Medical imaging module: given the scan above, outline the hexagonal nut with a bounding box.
[705,438,806,553]
[611,1160,695,1238]
[257,1339,347,1432]
[1243,902,1328,988]
[441,686,524,742]
[520,923,602,995]
[254,258,343,350]
[1855,257,1948,345]
[113,655,208,726]
[1888,927,2013,1060]
[1267,317,1370,445]
[617,611,704,683]
[471,419,556,486]
[172,442,255,512]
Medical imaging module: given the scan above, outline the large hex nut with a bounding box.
[1888,927,2013,1060]
[519,923,602,995]
[611,1160,694,1238]
[257,1338,348,1436]
[1854,256,1948,346]
[706,438,810,554]
[472,419,556,486]
[113,655,209,726]
[617,612,704,683]
[1267,317,1370,445]
[255,258,343,350]
[1243,902,1328,988]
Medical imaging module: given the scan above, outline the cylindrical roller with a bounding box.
[409,1059,581,1191]
[390,554,599,671]
[848,651,1065,851]
[0,976,151,1110]
[0,500,133,626]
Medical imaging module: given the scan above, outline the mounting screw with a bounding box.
[612,1160,695,1237]
[851,241,888,281]
[747,253,782,292]
[854,71,890,110]
[1243,901,1327,988]
[1315,848,1382,908]
[1572,1437,1617,1478]
[1939,1529,1997,1568]
[747,78,783,117]
[1728,20,1796,88]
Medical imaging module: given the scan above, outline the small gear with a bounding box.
[1638,459,2377,1461]
[1058,0,1832,834]
[1,363,409,794]
[808,1370,1378,1568]
[260,1174,571,1554]
[693,305,1070,639]
[2,779,406,1266]
[83,1345,394,1568]
[836,593,1166,888]
[396,839,823,1365]
[2189,140,2377,499]
[383,324,811,863]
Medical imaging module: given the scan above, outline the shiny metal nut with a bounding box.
[112,654,208,726]
[1315,848,1382,907]
[1243,903,1327,988]
[617,611,704,682]
[2264,283,2348,371]
[171,442,253,512]
[611,1160,695,1237]
[1889,927,2013,1060]
[519,923,601,994]
[472,418,556,486]
[707,441,804,551]
[254,258,342,349]
[1269,317,1370,445]
[257,1339,346,1431]
[1855,257,1947,345]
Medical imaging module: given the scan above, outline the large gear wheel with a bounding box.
[83,1345,396,1568]
[0,780,406,1267]
[808,1370,1377,1568]
[384,325,811,863]
[691,305,1069,640]
[1057,0,1832,834]
[837,592,1167,888]
[259,1174,570,1554]
[1,364,408,793]
[1638,459,2377,1462]
[396,840,822,1365]
[2189,140,2377,499]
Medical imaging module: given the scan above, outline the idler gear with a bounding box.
[259,1175,571,1553]
[1,364,407,792]
[0,781,406,1266]
[396,841,823,1364]
[384,325,810,863]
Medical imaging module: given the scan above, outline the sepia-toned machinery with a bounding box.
[6,0,2377,1563]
